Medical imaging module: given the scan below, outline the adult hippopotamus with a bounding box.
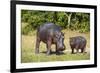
[69,36,87,54]
[35,23,65,55]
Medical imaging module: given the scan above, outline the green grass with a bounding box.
[21,29,90,63]
[22,51,90,63]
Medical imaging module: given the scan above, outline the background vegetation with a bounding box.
[21,10,90,35]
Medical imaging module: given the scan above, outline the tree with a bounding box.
[64,12,72,28]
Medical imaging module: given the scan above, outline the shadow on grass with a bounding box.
[41,51,65,55]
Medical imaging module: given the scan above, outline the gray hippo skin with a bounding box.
[70,36,87,54]
[35,23,65,55]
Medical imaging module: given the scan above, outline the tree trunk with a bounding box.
[53,12,57,24]
[67,13,72,28]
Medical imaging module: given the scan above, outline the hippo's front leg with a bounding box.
[56,45,62,55]
[56,45,59,54]
[71,48,75,54]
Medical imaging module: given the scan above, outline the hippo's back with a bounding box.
[38,23,61,32]
[37,23,62,43]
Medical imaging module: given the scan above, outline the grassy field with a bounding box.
[21,29,90,63]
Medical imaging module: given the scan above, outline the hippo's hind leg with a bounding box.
[81,47,86,53]
[35,36,40,54]
[46,38,52,55]
[81,45,86,53]
[81,48,84,53]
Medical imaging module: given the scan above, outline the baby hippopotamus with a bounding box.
[69,36,87,54]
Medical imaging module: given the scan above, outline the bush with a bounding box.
[21,10,90,35]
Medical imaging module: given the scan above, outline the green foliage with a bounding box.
[21,10,90,35]
[22,24,32,35]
